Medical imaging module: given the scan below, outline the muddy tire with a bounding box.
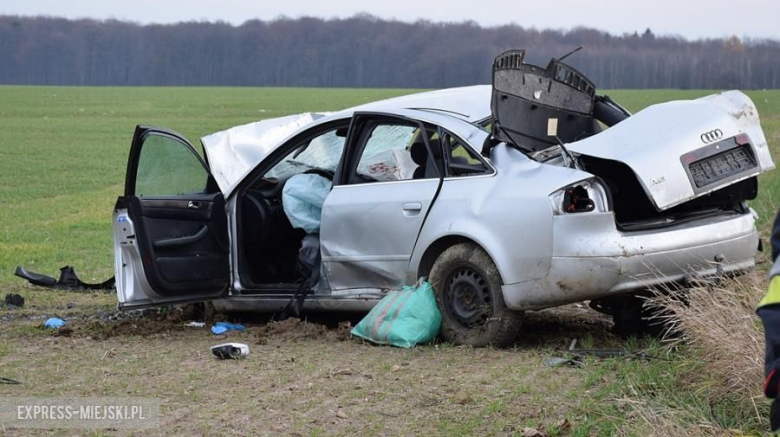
[429,243,523,347]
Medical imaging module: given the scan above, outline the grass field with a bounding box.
[0,87,419,290]
[1,86,780,436]
[2,87,780,290]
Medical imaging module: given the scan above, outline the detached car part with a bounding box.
[14,265,115,292]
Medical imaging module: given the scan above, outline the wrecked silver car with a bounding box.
[112,50,774,346]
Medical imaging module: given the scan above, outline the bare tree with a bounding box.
[0,15,778,89]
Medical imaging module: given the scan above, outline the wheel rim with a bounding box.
[442,264,492,330]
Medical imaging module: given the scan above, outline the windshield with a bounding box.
[265,129,346,179]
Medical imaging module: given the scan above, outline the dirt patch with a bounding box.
[56,309,356,343]
[48,303,612,348]
[72,315,189,340]
[57,305,206,340]
[30,303,232,340]
[518,304,616,349]
[254,318,353,344]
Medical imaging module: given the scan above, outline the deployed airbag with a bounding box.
[282,174,332,234]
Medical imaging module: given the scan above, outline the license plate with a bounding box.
[688,146,757,188]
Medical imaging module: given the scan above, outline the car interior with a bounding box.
[235,119,493,293]
[237,128,344,289]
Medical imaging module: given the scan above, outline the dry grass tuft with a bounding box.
[647,273,765,406]
[625,271,771,435]
[610,272,771,435]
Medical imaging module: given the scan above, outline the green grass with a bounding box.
[0,86,416,291]
[1,87,779,293]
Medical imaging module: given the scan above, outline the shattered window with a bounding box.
[353,124,438,183]
[265,129,346,180]
[135,134,207,196]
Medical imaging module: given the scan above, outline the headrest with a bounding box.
[410,140,428,166]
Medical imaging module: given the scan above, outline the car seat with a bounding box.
[410,137,442,179]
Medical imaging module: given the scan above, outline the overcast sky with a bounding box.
[3,0,779,41]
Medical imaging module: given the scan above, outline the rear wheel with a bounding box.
[429,243,523,347]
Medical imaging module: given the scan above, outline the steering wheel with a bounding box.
[303,168,334,181]
[242,191,271,251]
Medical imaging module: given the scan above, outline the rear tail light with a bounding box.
[562,185,595,213]
[549,180,609,215]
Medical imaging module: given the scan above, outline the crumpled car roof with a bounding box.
[200,113,328,197]
[200,85,492,196]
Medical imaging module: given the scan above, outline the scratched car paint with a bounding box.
[111,50,774,346]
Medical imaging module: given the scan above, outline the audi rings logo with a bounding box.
[700,129,723,144]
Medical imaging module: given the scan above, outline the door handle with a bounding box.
[187,201,202,209]
[402,202,423,212]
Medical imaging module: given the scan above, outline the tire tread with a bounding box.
[429,242,523,347]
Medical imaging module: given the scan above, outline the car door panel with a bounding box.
[320,113,444,292]
[321,179,439,290]
[128,194,228,295]
[114,126,229,309]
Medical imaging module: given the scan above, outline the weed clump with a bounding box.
[636,272,769,434]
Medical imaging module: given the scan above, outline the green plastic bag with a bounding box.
[351,280,442,348]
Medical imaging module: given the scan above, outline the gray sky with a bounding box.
[3,0,779,40]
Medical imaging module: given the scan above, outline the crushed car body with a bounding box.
[105,49,773,346]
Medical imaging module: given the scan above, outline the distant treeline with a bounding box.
[2,14,779,89]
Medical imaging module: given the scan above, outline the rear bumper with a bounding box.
[502,211,758,310]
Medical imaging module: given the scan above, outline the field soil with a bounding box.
[0,289,623,436]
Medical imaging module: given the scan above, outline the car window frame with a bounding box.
[438,127,496,179]
[236,119,351,193]
[124,126,214,198]
[337,113,444,187]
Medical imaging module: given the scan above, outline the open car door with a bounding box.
[113,126,229,310]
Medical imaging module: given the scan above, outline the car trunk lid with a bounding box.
[567,91,774,210]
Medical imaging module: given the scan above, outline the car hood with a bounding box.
[568,91,774,210]
[200,113,328,197]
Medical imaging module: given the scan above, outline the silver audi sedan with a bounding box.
[112,51,774,346]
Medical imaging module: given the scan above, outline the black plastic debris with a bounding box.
[545,339,661,367]
[14,266,115,292]
[0,377,22,385]
[3,293,24,309]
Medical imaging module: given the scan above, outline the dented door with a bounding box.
[320,114,444,292]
